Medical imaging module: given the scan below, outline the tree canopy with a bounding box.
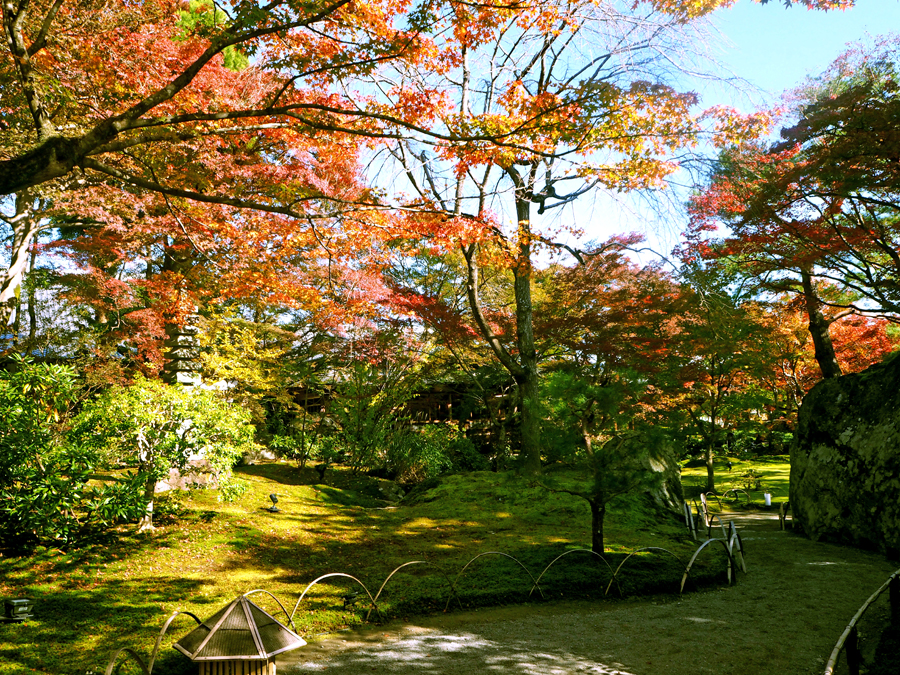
[1,0,894,506]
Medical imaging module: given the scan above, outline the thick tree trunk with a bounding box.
[27,245,37,343]
[0,192,41,329]
[801,268,842,379]
[589,498,606,554]
[459,167,543,474]
[0,136,84,195]
[516,367,542,474]
[462,241,541,474]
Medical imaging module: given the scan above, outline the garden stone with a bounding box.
[154,459,219,493]
[632,437,683,512]
[791,352,900,558]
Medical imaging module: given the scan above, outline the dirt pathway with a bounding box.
[279,513,897,675]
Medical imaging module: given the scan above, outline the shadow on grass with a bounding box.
[238,463,311,486]
[0,467,724,675]
[0,577,203,675]
[282,630,643,675]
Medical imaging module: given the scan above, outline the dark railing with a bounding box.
[778,501,791,530]
[103,536,744,675]
[824,568,900,675]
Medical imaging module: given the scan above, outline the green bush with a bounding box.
[218,477,250,503]
[71,376,259,529]
[387,425,486,483]
[0,356,147,547]
[270,433,324,467]
[0,354,75,488]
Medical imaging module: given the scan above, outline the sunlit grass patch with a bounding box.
[680,455,791,505]
[0,462,726,675]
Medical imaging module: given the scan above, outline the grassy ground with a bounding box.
[680,454,791,506]
[0,463,730,675]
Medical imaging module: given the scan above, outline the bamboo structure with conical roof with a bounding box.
[175,595,306,675]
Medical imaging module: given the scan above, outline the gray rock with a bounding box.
[791,352,900,557]
[606,430,683,513]
[155,459,219,492]
[642,443,684,513]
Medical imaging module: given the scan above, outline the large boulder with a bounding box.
[791,352,900,558]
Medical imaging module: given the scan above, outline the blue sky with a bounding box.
[574,0,900,260]
[714,0,900,101]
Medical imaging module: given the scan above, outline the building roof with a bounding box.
[174,596,306,661]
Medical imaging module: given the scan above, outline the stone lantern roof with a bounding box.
[175,595,306,662]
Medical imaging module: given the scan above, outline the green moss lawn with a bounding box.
[680,454,791,505]
[0,464,731,675]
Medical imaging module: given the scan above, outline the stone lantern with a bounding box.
[175,595,306,675]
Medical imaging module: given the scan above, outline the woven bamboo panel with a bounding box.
[198,660,275,675]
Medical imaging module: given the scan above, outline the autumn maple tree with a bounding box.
[1,0,855,338]
[532,244,684,550]
[536,239,680,452]
[761,296,898,419]
[687,38,900,381]
[1,0,862,454]
[359,0,789,473]
[1,0,382,338]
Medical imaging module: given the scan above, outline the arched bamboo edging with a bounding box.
[242,589,297,630]
[706,513,728,540]
[680,538,736,593]
[702,492,724,513]
[721,488,751,505]
[727,521,747,573]
[604,547,691,597]
[105,647,150,675]
[528,549,620,598]
[366,561,461,621]
[445,552,544,612]
[104,610,201,675]
[823,568,900,675]
[109,535,751,662]
[683,501,699,540]
[689,499,705,527]
[290,572,379,622]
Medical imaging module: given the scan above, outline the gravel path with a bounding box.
[277,513,897,675]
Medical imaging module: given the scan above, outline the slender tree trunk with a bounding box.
[26,244,38,344]
[801,268,842,379]
[137,473,156,532]
[589,498,606,554]
[300,389,309,469]
[705,445,716,493]
[581,423,594,459]
[512,196,542,475]
[705,377,720,493]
